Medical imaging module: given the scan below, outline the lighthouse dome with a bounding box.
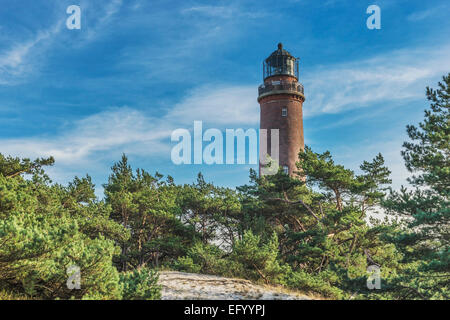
[263,43,299,80]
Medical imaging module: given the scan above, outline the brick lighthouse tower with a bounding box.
[258,43,305,176]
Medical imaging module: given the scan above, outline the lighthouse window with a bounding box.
[285,60,291,74]
[283,166,289,174]
[282,107,287,117]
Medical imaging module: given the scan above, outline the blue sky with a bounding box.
[0,0,449,195]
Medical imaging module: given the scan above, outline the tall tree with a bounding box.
[178,173,241,248]
[236,149,400,298]
[0,155,125,299]
[104,155,195,271]
[383,74,450,299]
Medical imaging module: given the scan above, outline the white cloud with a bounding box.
[302,45,450,117]
[0,84,258,169]
[115,2,267,83]
[0,0,123,85]
[181,4,267,19]
[167,85,258,126]
[84,0,123,41]
[0,22,62,84]
[0,108,165,164]
[181,6,235,18]
[1,42,446,189]
[407,5,447,21]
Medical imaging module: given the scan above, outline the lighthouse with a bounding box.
[258,43,305,176]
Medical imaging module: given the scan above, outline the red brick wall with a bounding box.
[259,75,304,176]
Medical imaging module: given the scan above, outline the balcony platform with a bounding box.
[258,81,305,102]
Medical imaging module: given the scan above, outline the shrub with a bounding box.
[232,231,287,284]
[283,270,344,299]
[173,256,202,274]
[119,267,161,300]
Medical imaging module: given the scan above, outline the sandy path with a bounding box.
[158,271,311,300]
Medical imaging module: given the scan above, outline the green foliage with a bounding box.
[177,173,242,247]
[173,256,202,274]
[173,242,232,276]
[173,232,287,284]
[232,231,286,284]
[283,270,344,299]
[0,157,124,300]
[234,141,401,299]
[104,154,196,271]
[0,154,54,181]
[382,73,450,299]
[120,267,161,300]
[1,75,447,300]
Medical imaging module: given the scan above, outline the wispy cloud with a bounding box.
[407,5,447,21]
[0,107,166,164]
[83,0,123,41]
[116,2,267,83]
[181,5,267,19]
[0,84,258,169]
[1,41,447,186]
[0,22,62,84]
[0,0,125,85]
[181,6,235,18]
[167,85,258,126]
[303,45,450,117]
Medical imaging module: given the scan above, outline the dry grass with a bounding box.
[0,290,34,300]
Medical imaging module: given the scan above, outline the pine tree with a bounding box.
[383,74,449,299]
[237,150,400,298]
[104,154,195,271]
[0,155,125,299]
